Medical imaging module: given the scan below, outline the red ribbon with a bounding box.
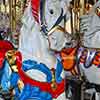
[31,0,40,23]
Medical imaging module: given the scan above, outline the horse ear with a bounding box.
[31,0,40,23]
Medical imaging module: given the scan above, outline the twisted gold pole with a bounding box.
[70,0,85,34]
[79,0,85,16]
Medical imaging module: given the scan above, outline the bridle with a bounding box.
[40,0,67,36]
[39,0,74,50]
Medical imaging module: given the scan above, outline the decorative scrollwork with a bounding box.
[6,50,18,72]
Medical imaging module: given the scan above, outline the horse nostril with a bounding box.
[66,42,71,45]
[49,9,54,14]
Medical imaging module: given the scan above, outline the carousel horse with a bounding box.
[75,0,100,84]
[13,0,72,100]
[59,0,100,99]
[79,1,100,99]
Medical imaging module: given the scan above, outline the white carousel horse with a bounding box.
[18,0,71,100]
[79,0,100,86]
[57,0,100,82]
[58,1,100,99]
[78,1,100,99]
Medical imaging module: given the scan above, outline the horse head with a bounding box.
[39,0,74,51]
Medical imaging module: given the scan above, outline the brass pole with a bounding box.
[74,0,79,33]
[4,0,6,13]
[12,0,16,32]
[94,0,97,3]
[9,0,16,32]
[9,0,13,32]
[79,0,85,16]
[79,0,85,33]
[70,1,74,34]
[0,2,1,12]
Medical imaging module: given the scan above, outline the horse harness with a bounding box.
[60,46,100,76]
[40,0,66,35]
[78,46,100,68]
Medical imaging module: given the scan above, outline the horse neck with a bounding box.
[19,24,56,68]
[81,14,100,48]
[19,2,57,68]
[35,33,57,67]
[82,31,100,48]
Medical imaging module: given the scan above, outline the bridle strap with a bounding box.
[40,0,46,26]
[40,0,66,35]
[40,0,48,35]
[52,8,66,28]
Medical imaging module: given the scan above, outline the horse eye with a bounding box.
[49,9,54,14]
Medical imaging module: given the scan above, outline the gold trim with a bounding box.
[48,25,65,36]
